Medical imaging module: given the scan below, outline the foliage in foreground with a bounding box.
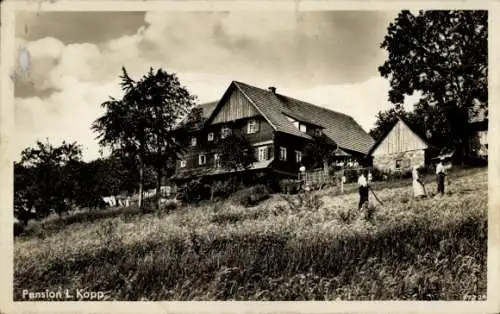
[14,169,487,301]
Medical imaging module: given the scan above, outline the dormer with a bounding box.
[283,113,322,136]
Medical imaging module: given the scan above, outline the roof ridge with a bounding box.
[234,80,352,119]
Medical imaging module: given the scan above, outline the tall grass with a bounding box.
[14,169,487,300]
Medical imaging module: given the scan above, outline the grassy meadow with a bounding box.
[14,167,487,300]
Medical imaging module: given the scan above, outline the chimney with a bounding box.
[268,86,276,94]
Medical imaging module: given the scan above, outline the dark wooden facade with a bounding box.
[173,88,331,183]
[175,115,275,172]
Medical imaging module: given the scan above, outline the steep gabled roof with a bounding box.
[175,101,219,131]
[198,101,218,119]
[205,81,375,155]
[367,115,434,156]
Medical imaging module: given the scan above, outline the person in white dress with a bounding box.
[412,165,426,198]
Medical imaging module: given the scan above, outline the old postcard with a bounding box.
[1,0,499,313]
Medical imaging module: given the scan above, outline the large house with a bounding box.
[172,81,374,183]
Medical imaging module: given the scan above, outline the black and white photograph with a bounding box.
[0,0,495,310]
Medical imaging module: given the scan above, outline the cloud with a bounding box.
[16,12,145,45]
[13,10,409,161]
[14,79,122,161]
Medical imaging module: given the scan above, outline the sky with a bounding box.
[14,10,420,162]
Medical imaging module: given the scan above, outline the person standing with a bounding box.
[436,157,446,196]
[412,165,426,198]
[358,169,369,210]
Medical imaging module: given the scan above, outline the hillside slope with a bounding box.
[14,168,487,300]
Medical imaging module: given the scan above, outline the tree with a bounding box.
[379,10,487,159]
[137,68,197,209]
[369,104,409,141]
[92,67,150,211]
[301,134,337,174]
[215,131,257,172]
[214,130,257,192]
[15,140,83,223]
[72,156,126,209]
[93,67,197,211]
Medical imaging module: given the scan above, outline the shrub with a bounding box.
[211,180,234,200]
[343,169,359,184]
[161,199,180,211]
[232,184,271,207]
[279,179,300,194]
[177,179,211,203]
[370,168,384,181]
[369,168,413,182]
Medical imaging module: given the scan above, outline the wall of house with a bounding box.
[273,132,312,176]
[372,120,428,156]
[372,149,425,172]
[176,115,274,173]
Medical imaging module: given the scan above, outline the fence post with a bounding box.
[340,169,344,194]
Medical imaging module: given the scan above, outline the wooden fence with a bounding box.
[299,167,375,192]
[299,168,336,190]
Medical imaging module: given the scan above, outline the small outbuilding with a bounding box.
[367,116,439,172]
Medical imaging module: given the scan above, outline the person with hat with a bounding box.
[435,157,447,196]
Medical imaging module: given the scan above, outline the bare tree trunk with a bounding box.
[138,155,144,211]
[156,166,162,210]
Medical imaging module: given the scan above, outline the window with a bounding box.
[221,126,231,139]
[299,124,307,133]
[280,146,287,161]
[180,160,187,168]
[395,159,402,169]
[214,153,221,168]
[247,119,259,134]
[295,150,302,163]
[191,137,197,147]
[293,121,299,129]
[258,146,269,161]
[199,154,206,165]
[208,133,214,141]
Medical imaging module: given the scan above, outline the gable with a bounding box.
[372,120,428,156]
[211,87,259,124]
